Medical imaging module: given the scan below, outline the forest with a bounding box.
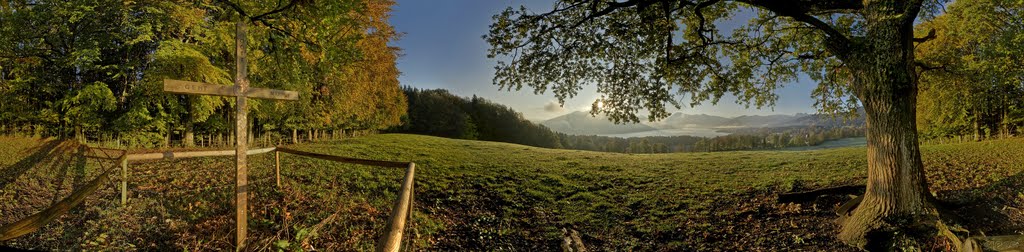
[392,87,563,148]
[0,0,407,147]
[915,0,1024,141]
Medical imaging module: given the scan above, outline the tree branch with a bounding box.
[738,0,856,59]
[216,0,249,18]
[214,0,320,49]
[250,0,303,21]
[904,0,929,27]
[693,0,722,44]
[915,61,945,72]
[564,0,653,30]
[914,28,936,43]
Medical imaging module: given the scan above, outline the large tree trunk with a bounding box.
[837,3,935,248]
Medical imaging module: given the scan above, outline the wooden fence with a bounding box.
[275,147,415,252]
[0,145,417,251]
[0,148,126,241]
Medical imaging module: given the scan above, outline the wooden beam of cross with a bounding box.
[162,22,298,251]
[164,79,298,101]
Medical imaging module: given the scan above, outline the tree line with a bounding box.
[915,0,1024,141]
[0,0,406,147]
[687,127,864,152]
[391,87,563,148]
[393,87,865,153]
[555,125,863,153]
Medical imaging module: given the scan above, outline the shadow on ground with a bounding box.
[0,139,64,191]
[937,171,1024,236]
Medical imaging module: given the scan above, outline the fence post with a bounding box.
[121,156,128,206]
[275,150,281,188]
[376,162,416,252]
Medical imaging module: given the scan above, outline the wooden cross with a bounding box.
[162,21,297,250]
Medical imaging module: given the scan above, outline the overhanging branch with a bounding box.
[216,0,248,18]
[250,0,303,21]
[738,0,856,59]
[915,61,946,72]
[914,28,936,43]
[215,0,321,48]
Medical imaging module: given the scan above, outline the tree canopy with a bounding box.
[0,0,406,146]
[915,0,1024,140]
[486,0,943,123]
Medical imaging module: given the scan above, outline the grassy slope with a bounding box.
[1,134,1023,251]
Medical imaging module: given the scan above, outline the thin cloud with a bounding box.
[543,101,564,113]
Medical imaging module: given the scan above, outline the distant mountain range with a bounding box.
[540,111,658,135]
[541,110,865,136]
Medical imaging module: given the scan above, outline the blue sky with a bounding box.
[390,0,820,121]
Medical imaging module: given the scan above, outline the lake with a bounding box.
[605,128,730,138]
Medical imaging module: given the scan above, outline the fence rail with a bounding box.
[125,147,276,161]
[0,150,126,241]
[1,145,416,251]
[275,147,408,168]
[274,147,416,252]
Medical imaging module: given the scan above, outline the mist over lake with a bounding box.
[604,127,729,138]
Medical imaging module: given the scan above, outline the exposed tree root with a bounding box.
[837,206,950,251]
[776,185,866,203]
[963,235,1024,252]
[837,195,863,217]
[561,228,587,252]
[833,197,1024,251]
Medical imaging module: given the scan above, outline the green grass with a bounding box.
[2,134,1024,251]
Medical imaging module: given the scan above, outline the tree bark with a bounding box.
[184,120,195,148]
[837,3,935,248]
[164,126,171,148]
[974,115,982,141]
[292,128,298,144]
[75,125,84,143]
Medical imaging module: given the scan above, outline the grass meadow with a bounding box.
[2,134,1023,251]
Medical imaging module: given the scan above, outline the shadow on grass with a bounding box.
[937,171,1024,235]
[0,139,65,191]
[127,160,238,250]
[49,144,91,204]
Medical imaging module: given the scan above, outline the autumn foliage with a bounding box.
[0,0,406,147]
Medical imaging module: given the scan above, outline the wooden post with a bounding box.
[376,163,416,252]
[275,151,281,188]
[120,156,128,206]
[160,22,296,252]
[234,21,249,251]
